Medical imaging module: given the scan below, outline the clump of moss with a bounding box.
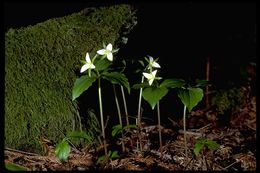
[5,4,137,153]
[211,87,246,115]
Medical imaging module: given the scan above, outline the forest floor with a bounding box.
[4,96,256,171]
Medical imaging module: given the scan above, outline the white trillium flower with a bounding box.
[97,43,113,61]
[143,70,158,86]
[148,56,161,69]
[80,53,95,73]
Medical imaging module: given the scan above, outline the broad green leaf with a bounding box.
[132,83,149,89]
[5,162,28,171]
[102,72,130,94]
[111,151,119,159]
[195,79,211,88]
[95,58,111,71]
[193,138,206,156]
[96,155,105,164]
[112,124,123,137]
[55,139,71,162]
[123,124,137,130]
[177,87,204,112]
[67,131,93,143]
[160,78,185,88]
[72,75,96,101]
[205,140,220,150]
[142,87,168,110]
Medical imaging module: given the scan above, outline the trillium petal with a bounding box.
[143,72,152,80]
[85,53,91,63]
[152,62,161,68]
[107,52,113,61]
[148,78,154,85]
[149,56,154,62]
[90,64,95,69]
[97,49,106,55]
[80,64,89,73]
[107,43,112,51]
[152,70,157,77]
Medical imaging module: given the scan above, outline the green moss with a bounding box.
[5,4,137,153]
[211,87,246,115]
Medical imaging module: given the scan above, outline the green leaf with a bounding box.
[102,72,130,94]
[95,58,111,71]
[138,60,145,67]
[132,83,149,89]
[123,124,137,130]
[5,162,28,171]
[112,124,123,137]
[96,155,105,164]
[160,78,185,88]
[72,75,96,101]
[193,138,206,156]
[195,79,211,88]
[142,87,168,110]
[67,131,93,143]
[177,87,204,112]
[111,151,120,159]
[55,139,71,162]
[205,140,220,150]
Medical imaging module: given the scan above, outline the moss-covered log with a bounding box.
[5,4,136,153]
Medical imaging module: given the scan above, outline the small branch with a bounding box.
[224,160,240,170]
[104,116,110,130]
[205,56,210,108]
[178,130,203,137]
[5,147,40,156]
[195,123,212,132]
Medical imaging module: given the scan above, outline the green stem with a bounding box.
[120,86,129,126]
[113,85,125,152]
[183,105,187,157]
[137,76,144,126]
[157,101,162,152]
[137,76,145,151]
[120,86,133,148]
[98,77,108,160]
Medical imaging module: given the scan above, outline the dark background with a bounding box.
[4,2,256,127]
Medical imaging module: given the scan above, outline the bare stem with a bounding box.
[205,57,210,108]
[183,105,187,157]
[120,86,133,148]
[137,76,145,151]
[157,101,162,153]
[113,85,125,152]
[120,86,129,126]
[98,78,108,160]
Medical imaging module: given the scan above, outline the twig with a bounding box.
[104,116,110,130]
[223,160,240,170]
[178,130,203,137]
[195,123,212,132]
[246,124,256,131]
[5,147,40,156]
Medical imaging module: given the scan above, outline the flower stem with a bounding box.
[120,86,133,148]
[98,77,108,160]
[113,85,125,152]
[157,101,162,153]
[137,76,145,151]
[120,86,129,126]
[183,105,187,157]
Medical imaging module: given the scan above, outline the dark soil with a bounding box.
[4,96,256,171]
